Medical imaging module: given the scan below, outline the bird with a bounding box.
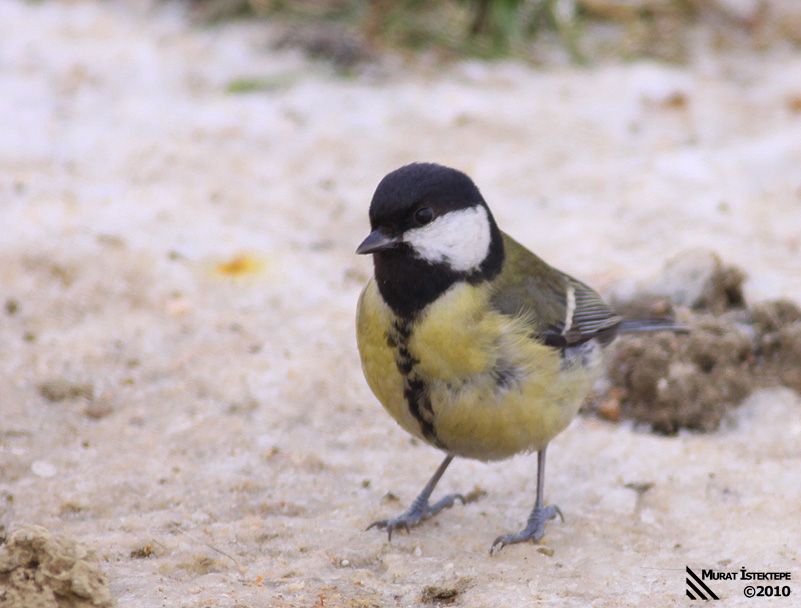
[355,162,683,553]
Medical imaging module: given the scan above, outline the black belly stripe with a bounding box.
[404,378,439,444]
[389,320,444,448]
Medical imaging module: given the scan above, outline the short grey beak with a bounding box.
[356,229,401,255]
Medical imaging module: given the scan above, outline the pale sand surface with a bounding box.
[1,2,801,606]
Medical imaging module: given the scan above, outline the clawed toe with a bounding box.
[367,492,466,541]
[427,493,466,516]
[490,504,563,555]
[366,516,415,541]
[365,519,389,531]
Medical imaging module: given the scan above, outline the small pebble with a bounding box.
[5,299,18,315]
[84,399,113,419]
[39,379,93,402]
[31,461,57,478]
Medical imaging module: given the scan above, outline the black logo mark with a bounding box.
[686,566,720,600]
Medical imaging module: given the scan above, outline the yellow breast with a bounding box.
[356,279,599,461]
[356,280,423,440]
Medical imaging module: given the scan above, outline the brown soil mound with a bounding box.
[751,299,801,393]
[596,250,801,433]
[606,317,754,433]
[0,526,113,608]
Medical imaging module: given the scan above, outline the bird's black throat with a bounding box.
[373,221,504,319]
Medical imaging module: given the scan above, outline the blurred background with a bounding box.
[1,1,800,607]
[190,0,801,63]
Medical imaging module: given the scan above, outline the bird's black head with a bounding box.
[357,163,504,318]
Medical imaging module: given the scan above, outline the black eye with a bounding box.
[414,207,434,226]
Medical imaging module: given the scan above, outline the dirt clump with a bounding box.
[420,578,470,605]
[607,318,754,433]
[615,248,746,316]
[38,380,94,403]
[750,299,801,392]
[0,525,114,608]
[600,250,800,434]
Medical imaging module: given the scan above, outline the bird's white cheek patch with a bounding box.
[404,206,491,272]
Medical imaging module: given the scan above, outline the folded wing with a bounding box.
[490,234,622,349]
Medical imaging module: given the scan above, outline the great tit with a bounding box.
[355,162,682,553]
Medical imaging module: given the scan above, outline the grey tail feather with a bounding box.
[619,319,689,334]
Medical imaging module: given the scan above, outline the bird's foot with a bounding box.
[490,504,564,554]
[367,493,465,541]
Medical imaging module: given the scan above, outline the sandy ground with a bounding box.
[2,1,801,606]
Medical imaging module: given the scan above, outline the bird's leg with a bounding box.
[490,446,563,554]
[367,454,465,541]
